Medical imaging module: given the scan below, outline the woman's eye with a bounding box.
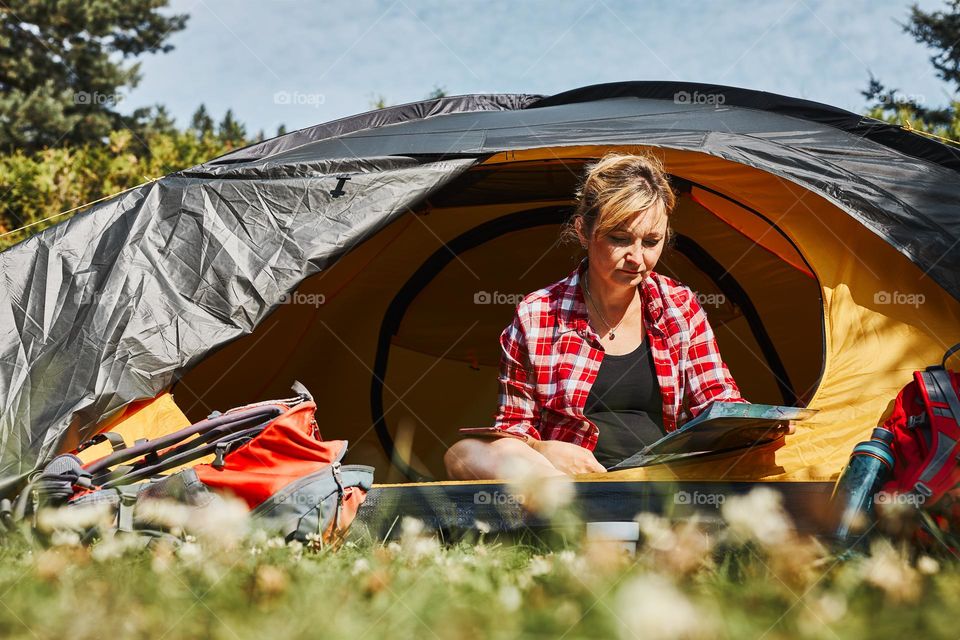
[610,236,630,244]
[642,238,661,247]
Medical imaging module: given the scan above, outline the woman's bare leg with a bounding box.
[443,437,566,480]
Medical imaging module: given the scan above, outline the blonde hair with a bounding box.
[561,152,677,248]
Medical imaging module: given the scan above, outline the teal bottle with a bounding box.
[831,427,896,544]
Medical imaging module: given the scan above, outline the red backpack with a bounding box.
[880,343,960,505]
[876,344,960,542]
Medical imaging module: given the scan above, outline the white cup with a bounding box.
[585,521,640,554]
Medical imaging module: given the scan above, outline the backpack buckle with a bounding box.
[212,442,229,470]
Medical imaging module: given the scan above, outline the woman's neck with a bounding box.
[585,265,642,320]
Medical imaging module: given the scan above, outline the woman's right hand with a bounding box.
[531,439,607,475]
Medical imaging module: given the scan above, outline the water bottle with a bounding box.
[831,426,896,544]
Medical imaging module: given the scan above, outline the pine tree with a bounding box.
[190,105,215,137]
[217,109,247,148]
[865,1,960,139]
[0,0,188,152]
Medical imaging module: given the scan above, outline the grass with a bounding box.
[0,486,958,640]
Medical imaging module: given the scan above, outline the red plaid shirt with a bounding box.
[493,257,748,449]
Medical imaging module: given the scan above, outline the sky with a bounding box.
[122,0,955,136]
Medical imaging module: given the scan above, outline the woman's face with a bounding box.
[577,201,669,290]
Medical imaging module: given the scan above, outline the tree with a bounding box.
[190,104,215,137]
[0,0,188,152]
[217,109,246,149]
[906,0,960,86]
[426,85,447,100]
[865,1,960,140]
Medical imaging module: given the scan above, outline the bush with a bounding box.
[0,129,245,251]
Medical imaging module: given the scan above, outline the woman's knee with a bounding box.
[443,437,543,480]
[443,438,486,479]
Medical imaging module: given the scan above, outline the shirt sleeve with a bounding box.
[681,288,749,423]
[491,306,543,441]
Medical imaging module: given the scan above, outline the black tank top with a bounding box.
[584,339,666,469]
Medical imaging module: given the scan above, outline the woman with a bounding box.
[444,153,756,479]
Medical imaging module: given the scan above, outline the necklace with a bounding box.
[582,271,626,340]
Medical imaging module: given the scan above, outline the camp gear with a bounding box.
[830,426,896,543]
[880,343,960,506]
[2,81,960,521]
[607,403,817,470]
[829,343,960,545]
[3,387,374,545]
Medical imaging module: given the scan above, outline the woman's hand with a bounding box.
[531,439,607,475]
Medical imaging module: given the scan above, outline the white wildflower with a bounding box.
[177,541,203,564]
[351,558,370,576]
[498,584,522,612]
[917,555,940,575]
[182,495,250,549]
[399,516,440,560]
[400,516,424,539]
[721,487,794,547]
[265,536,287,550]
[557,550,577,567]
[797,591,848,637]
[635,512,676,551]
[91,534,144,562]
[615,573,712,640]
[36,503,112,533]
[287,539,304,560]
[134,499,192,535]
[503,461,574,518]
[247,528,269,547]
[814,592,847,623]
[528,555,552,578]
[49,530,81,548]
[859,539,921,603]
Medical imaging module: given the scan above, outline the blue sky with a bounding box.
[124,0,954,136]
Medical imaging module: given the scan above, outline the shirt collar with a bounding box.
[556,257,665,335]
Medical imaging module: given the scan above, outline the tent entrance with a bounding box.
[173,158,825,483]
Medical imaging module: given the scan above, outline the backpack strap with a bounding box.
[76,432,127,454]
[116,485,141,533]
[911,367,960,500]
[941,342,960,369]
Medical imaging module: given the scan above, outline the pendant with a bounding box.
[609,332,615,339]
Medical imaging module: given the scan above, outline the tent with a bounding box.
[2,81,960,512]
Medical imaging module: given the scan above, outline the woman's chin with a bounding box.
[615,269,646,285]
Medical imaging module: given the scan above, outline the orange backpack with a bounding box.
[6,386,373,546]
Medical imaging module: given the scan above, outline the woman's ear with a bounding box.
[574,217,588,250]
